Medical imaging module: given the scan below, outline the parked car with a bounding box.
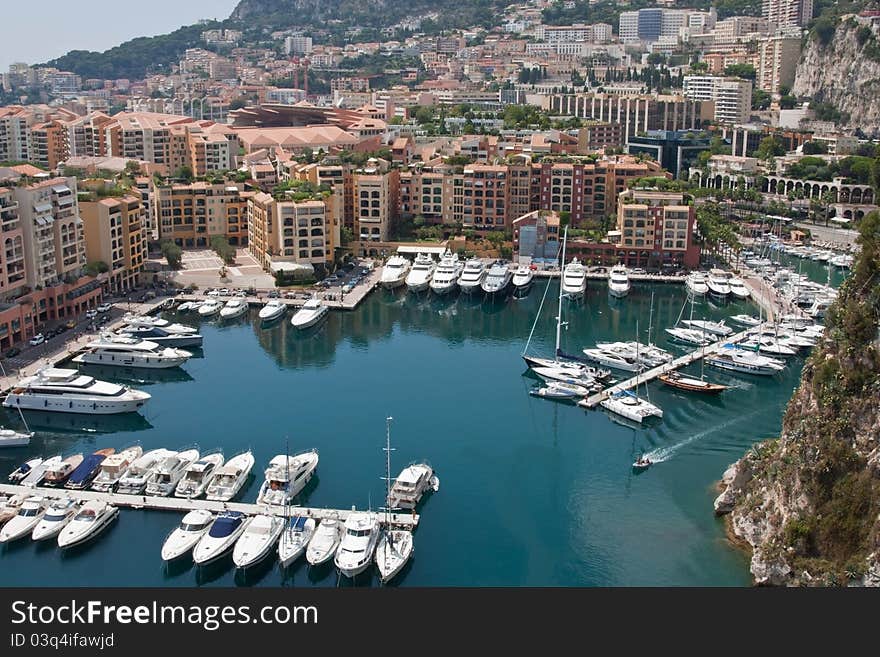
[206,288,219,296]
[29,334,45,346]
[4,346,21,358]
[218,288,230,296]
[85,309,98,319]
[65,319,77,329]
[97,302,112,313]
[267,290,280,298]
[630,268,647,275]
[56,324,69,334]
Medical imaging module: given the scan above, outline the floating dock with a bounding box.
[578,323,766,409]
[0,483,419,528]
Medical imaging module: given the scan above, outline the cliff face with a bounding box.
[715,213,880,586]
[793,19,880,133]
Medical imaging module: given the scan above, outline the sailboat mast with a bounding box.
[647,290,655,346]
[555,226,569,356]
[385,416,393,544]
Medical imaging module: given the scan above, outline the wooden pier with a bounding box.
[0,483,419,528]
[577,323,765,409]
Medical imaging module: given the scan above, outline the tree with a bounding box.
[209,235,236,264]
[172,166,193,182]
[84,261,110,276]
[752,88,771,110]
[159,239,182,269]
[724,63,756,80]
[755,136,785,160]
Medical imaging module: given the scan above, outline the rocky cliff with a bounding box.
[715,212,880,586]
[793,18,880,133]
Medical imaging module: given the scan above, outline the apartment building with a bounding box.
[354,169,399,242]
[0,108,31,162]
[712,16,769,46]
[683,76,752,125]
[30,120,67,170]
[763,0,813,28]
[154,181,249,247]
[578,122,624,151]
[756,32,802,94]
[66,111,113,158]
[80,194,146,293]
[0,186,27,298]
[614,189,698,269]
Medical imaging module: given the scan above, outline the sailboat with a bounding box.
[374,416,413,584]
[0,364,33,448]
[658,336,728,394]
[600,322,663,424]
[521,226,610,382]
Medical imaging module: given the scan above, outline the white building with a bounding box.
[683,76,752,125]
[763,0,814,28]
[284,35,314,56]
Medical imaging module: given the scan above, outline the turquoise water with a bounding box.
[0,281,817,586]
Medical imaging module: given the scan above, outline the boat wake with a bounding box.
[642,409,761,463]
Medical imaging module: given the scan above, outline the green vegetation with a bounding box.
[210,235,237,264]
[84,261,110,276]
[724,63,756,80]
[695,201,740,255]
[784,155,875,184]
[159,239,182,270]
[271,179,332,202]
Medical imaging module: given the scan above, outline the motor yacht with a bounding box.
[685,272,709,296]
[122,316,197,334]
[429,251,463,295]
[160,509,214,561]
[42,454,84,487]
[8,458,43,484]
[387,463,438,510]
[511,265,535,296]
[175,452,224,498]
[664,327,716,347]
[831,254,853,269]
[192,510,248,565]
[0,494,22,526]
[706,347,786,375]
[204,450,254,502]
[256,450,319,506]
[0,427,32,448]
[305,516,344,566]
[530,366,599,390]
[258,300,286,322]
[278,515,316,567]
[480,261,512,296]
[232,514,284,569]
[334,511,381,578]
[380,255,411,289]
[680,319,733,337]
[116,448,176,495]
[375,529,414,583]
[115,326,204,348]
[706,269,732,298]
[290,297,328,330]
[594,341,673,368]
[31,498,78,541]
[65,449,115,490]
[145,449,200,497]
[581,347,641,372]
[2,368,151,415]
[198,300,223,317]
[728,277,750,299]
[57,500,118,549]
[739,336,798,357]
[20,455,62,488]
[529,381,591,400]
[608,265,631,298]
[561,258,587,298]
[72,336,191,369]
[458,259,487,295]
[219,298,249,320]
[176,301,204,313]
[730,314,761,327]
[0,496,46,543]
[405,253,435,293]
[600,390,663,424]
[90,446,143,492]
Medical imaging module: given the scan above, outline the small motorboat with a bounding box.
[233,514,284,569]
[219,298,248,320]
[8,458,42,483]
[90,446,143,492]
[116,448,176,495]
[258,300,286,322]
[64,448,115,490]
[278,515,316,568]
[192,511,247,566]
[57,500,118,549]
[198,300,223,317]
[730,314,761,327]
[0,427,33,448]
[256,450,319,506]
[658,371,728,394]
[0,494,23,526]
[174,452,224,499]
[511,265,535,296]
[21,455,63,488]
[204,450,254,502]
[632,456,653,472]
[529,381,590,400]
[0,496,46,543]
[290,297,328,330]
[161,509,214,562]
[31,498,79,541]
[42,454,84,487]
[305,516,344,566]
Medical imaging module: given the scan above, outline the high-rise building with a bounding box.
[0,108,32,162]
[80,194,147,293]
[756,32,802,93]
[284,35,313,56]
[154,181,249,248]
[354,169,399,242]
[683,76,752,125]
[762,0,813,28]
[615,189,699,269]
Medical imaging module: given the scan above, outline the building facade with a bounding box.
[80,194,146,294]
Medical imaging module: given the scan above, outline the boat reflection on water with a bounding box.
[8,409,154,434]
[73,364,195,385]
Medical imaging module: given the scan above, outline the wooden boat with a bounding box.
[658,371,728,394]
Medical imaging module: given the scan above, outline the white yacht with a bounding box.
[290,297,328,330]
[608,265,631,298]
[375,529,414,584]
[3,368,151,415]
[831,254,854,269]
[278,515,316,568]
[561,259,587,298]
[57,500,118,549]
[0,427,32,448]
[122,316,197,334]
[740,336,798,357]
[531,366,598,390]
[529,381,591,400]
[481,261,512,296]
[256,450,319,506]
[380,255,411,289]
[458,259,487,294]
[161,509,214,561]
[31,498,79,541]
[0,494,22,525]
[175,452,224,498]
[145,449,200,497]
[706,269,732,297]
[219,298,248,319]
[116,325,203,348]
[19,455,62,488]
[72,336,191,369]
[232,514,284,569]
[600,390,663,424]
[8,458,42,484]
[205,450,254,502]
[0,496,45,543]
[429,251,463,295]
[511,265,535,296]
[387,463,438,510]
[405,253,435,293]
[664,327,716,346]
[116,448,176,495]
[730,314,761,327]
[306,516,344,566]
[595,341,673,368]
[680,319,733,337]
[193,511,249,566]
[90,446,143,492]
[334,511,381,578]
[258,300,286,322]
[176,301,204,313]
[581,347,641,372]
[706,347,786,375]
[728,277,750,299]
[198,300,223,317]
[685,271,709,297]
